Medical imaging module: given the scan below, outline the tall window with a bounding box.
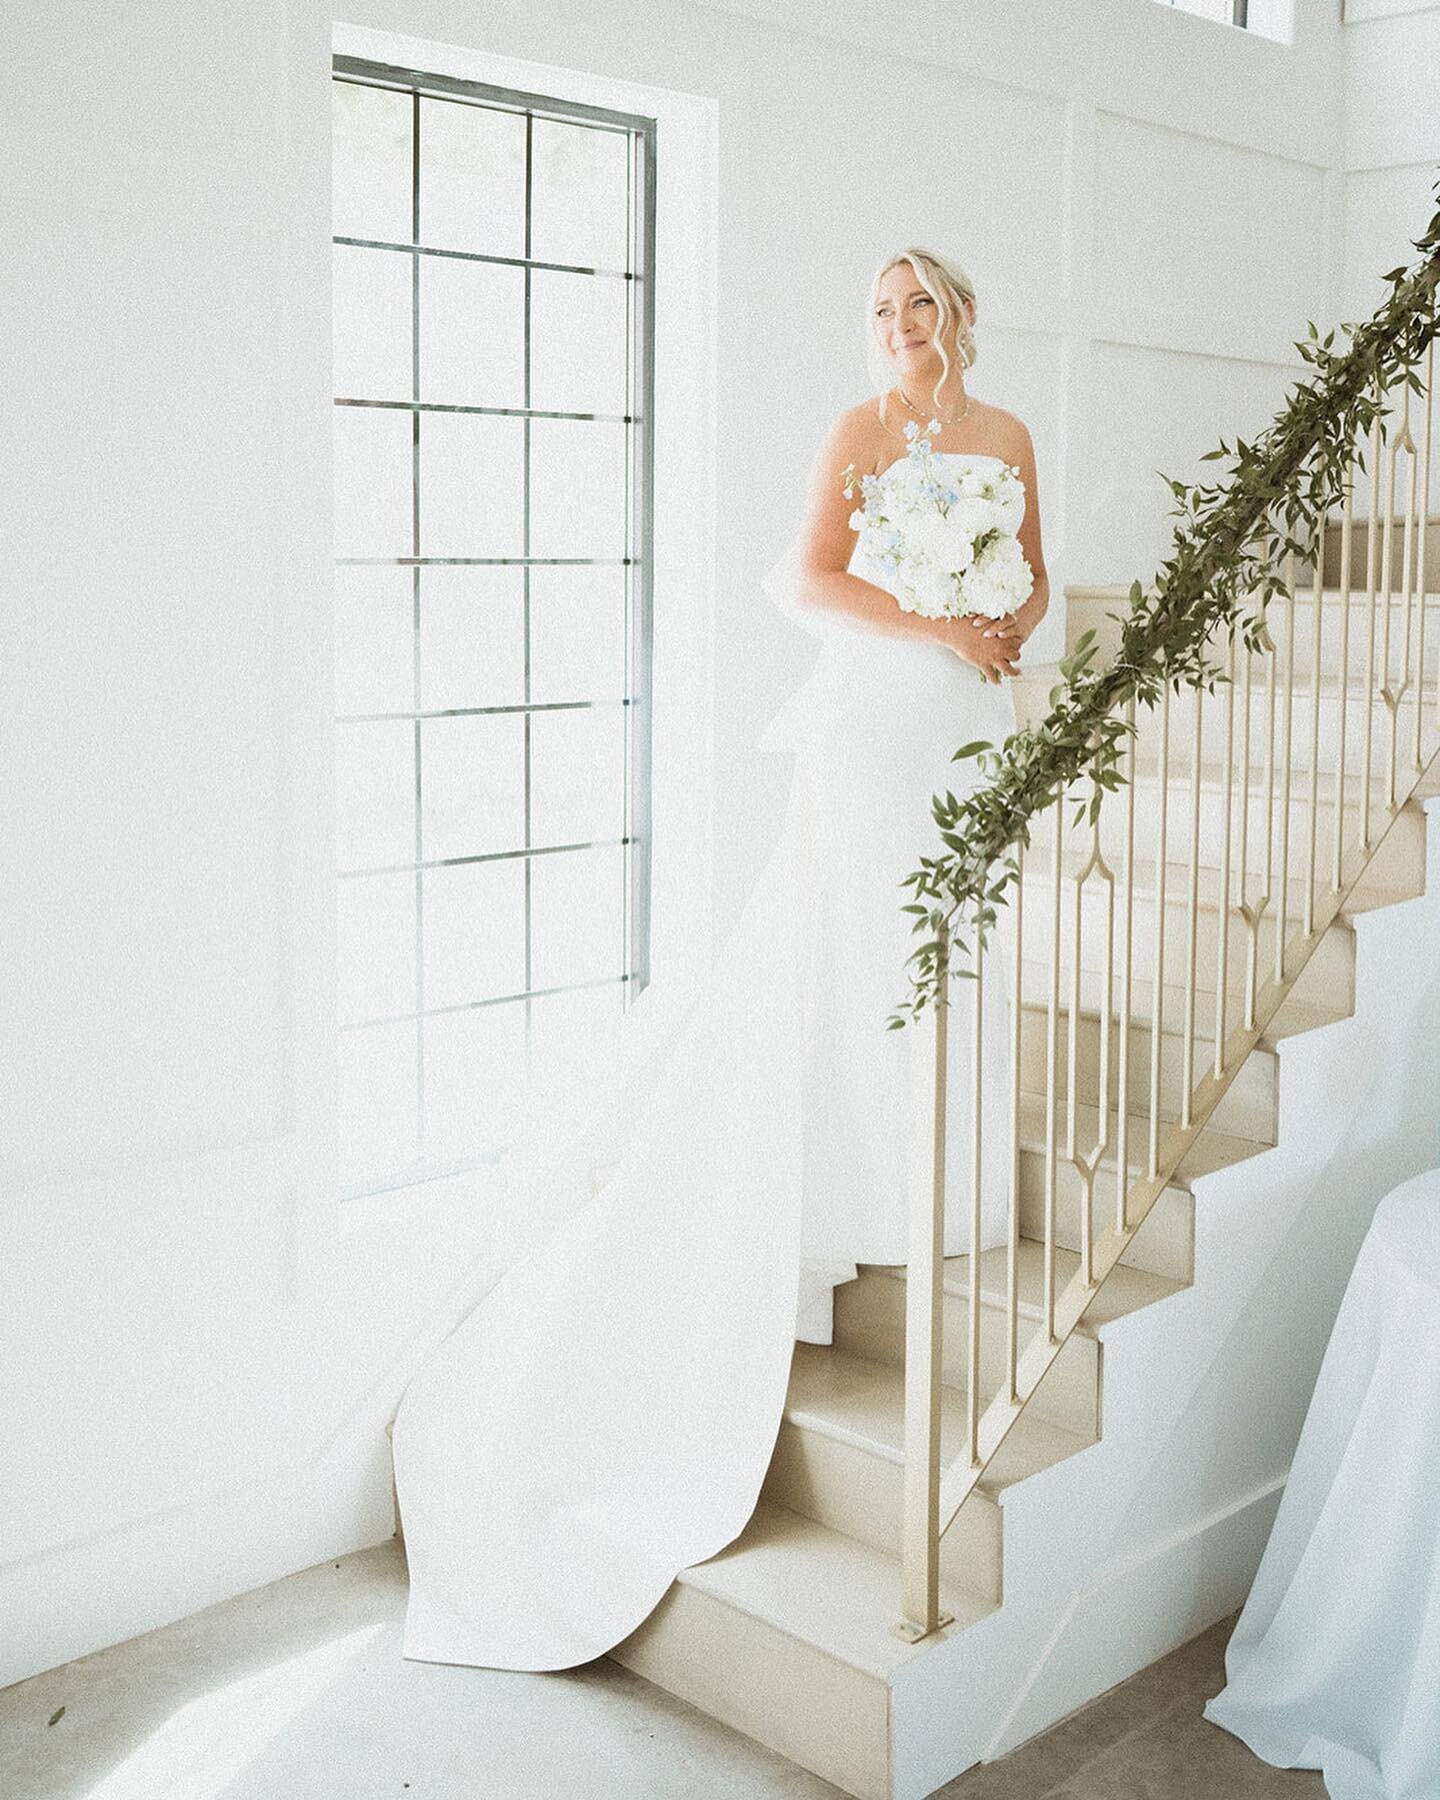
[330,56,655,1197]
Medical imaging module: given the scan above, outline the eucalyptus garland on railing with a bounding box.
[889,178,1440,1029]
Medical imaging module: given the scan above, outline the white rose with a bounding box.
[944,494,1001,544]
[905,513,976,576]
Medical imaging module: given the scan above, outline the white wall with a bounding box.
[1339,4,1440,526]
[1341,1,1440,319]
[8,0,1429,1691]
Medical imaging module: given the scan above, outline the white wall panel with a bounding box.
[1077,341,1302,579]
[1343,162,1440,317]
[1092,111,1328,364]
[1343,4,1440,169]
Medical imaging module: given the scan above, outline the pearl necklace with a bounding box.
[896,382,971,426]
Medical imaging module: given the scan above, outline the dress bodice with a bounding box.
[866,448,1025,522]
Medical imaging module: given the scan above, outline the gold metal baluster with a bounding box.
[1361,411,1382,848]
[1181,685,1203,1127]
[1305,511,1324,938]
[1214,631,1236,1080]
[1238,590,1274,1036]
[896,921,952,1643]
[1237,609,1256,1028]
[1115,699,1136,1234]
[1093,844,1114,1286]
[1007,840,1023,1405]
[1379,376,1417,811]
[1332,458,1355,893]
[968,892,984,1469]
[1255,588,1277,1024]
[1067,823,1081,1274]
[1069,773,1113,1290]
[1414,339,1434,771]
[1398,384,1419,793]
[1275,554,1296,987]
[1045,793,1062,1345]
[1148,682,1170,1179]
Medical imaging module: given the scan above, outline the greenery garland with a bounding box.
[889,176,1440,1030]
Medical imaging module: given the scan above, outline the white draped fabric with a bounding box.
[390,453,1018,1671]
[1204,1168,1440,1798]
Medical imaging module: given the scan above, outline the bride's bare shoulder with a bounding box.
[818,395,893,477]
[974,399,1032,457]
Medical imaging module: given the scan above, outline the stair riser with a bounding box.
[1017,678,1434,784]
[1016,1154,1194,1283]
[1018,886,1355,1006]
[1018,806,1423,967]
[1133,700,1434,800]
[610,1583,892,1800]
[1051,773,1420,885]
[1017,1009,1277,1142]
[1020,933,1355,1030]
[830,1269,1101,1439]
[1067,591,1440,681]
[762,1424,1004,1604]
[1323,520,1440,591]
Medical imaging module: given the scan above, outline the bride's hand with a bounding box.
[936,613,1023,684]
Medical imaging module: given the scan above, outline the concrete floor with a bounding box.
[3,1537,1324,1800]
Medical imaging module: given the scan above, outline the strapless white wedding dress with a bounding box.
[391,452,1020,1670]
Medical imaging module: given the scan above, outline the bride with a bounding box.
[391,245,1050,1671]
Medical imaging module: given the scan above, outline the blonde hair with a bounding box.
[866,247,979,422]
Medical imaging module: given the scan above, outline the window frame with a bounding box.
[330,54,657,1201]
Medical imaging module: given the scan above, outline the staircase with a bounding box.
[608,526,1440,1794]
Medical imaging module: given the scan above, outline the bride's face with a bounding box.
[872,263,972,372]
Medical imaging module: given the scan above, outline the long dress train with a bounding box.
[392,467,1019,1669]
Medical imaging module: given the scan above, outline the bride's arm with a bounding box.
[984,421,1050,647]
[789,409,935,642]
[789,410,1021,679]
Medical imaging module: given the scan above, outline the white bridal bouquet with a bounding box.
[841,418,1034,623]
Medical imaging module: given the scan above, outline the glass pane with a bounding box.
[422,858,527,1007]
[530,844,626,989]
[529,118,631,271]
[418,412,525,558]
[338,1018,419,1188]
[529,566,627,704]
[332,80,412,246]
[419,254,525,410]
[334,566,413,717]
[423,1000,528,1160]
[420,713,525,861]
[528,268,629,417]
[333,242,412,404]
[529,705,626,846]
[334,405,412,559]
[337,871,416,1024]
[337,719,415,872]
[529,417,628,560]
[418,95,526,258]
[419,565,526,712]
[526,981,627,1119]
